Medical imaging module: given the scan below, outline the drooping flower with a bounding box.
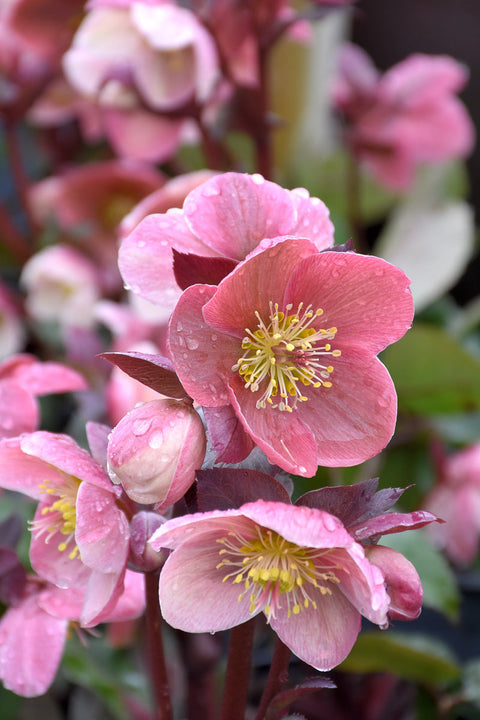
[332,44,475,190]
[150,500,392,671]
[119,171,335,323]
[62,0,219,162]
[423,442,480,566]
[168,237,413,475]
[0,569,145,697]
[0,431,131,626]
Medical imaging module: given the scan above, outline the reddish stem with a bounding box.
[219,620,256,720]
[0,200,30,263]
[4,122,37,239]
[254,637,291,720]
[144,571,173,720]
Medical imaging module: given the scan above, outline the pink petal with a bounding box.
[203,404,255,463]
[168,284,233,406]
[227,376,319,476]
[0,594,67,697]
[0,354,87,394]
[285,251,414,354]
[351,510,440,541]
[119,210,216,311]
[20,432,114,492]
[30,503,92,589]
[81,569,125,627]
[104,108,184,163]
[183,173,298,260]
[0,381,38,439]
[101,569,145,622]
[202,238,318,335]
[76,482,129,574]
[0,437,65,499]
[288,188,335,250]
[294,351,399,467]
[366,545,423,621]
[271,588,361,671]
[159,527,258,632]
[239,501,353,549]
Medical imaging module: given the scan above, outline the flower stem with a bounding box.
[219,619,256,720]
[144,570,172,720]
[4,121,38,239]
[254,636,291,720]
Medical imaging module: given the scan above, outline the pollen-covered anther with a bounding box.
[232,301,341,411]
[29,477,81,560]
[216,524,340,621]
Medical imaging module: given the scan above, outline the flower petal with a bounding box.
[183,173,297,260]
[271,588,361,671]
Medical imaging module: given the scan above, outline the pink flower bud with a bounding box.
[107,399,206,508]
[129,511,168,572]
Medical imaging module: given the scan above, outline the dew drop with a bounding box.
[203,183,220,197]
[149,432,164,449]
[137,240,146,248]
[176,321,183,332]
[186,338,199,350]
[132,418,152,436]
[252,173,265,185]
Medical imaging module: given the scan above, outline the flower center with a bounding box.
[216,524,340,621]
[232,302,341,412]
[29,477,81,560]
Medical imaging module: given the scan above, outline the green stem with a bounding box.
[144,571,172,720]
[219,620,256,720]
[254,636,291,720]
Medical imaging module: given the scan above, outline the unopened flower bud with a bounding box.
[107,398,206,509]
[129,511,168,572]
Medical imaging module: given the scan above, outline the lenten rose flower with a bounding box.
[168,237,413,475]
[150,500,390,671]
[119,171,335,322]
[332,44,475,190]
[0,431,131,626]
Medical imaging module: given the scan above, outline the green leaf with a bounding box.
[382,324,480,415]
[339,631,460,685]
[381,530,460,621]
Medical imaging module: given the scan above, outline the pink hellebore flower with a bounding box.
[423,442,480,566]
[20,244,101,328]
[0,569,145,697]
[107,398,206,508]
[168,237,413,476]
[0,431,131,626]
[119,171,335,323]
[150,500,391,671]
[63,0,218,162]
[332,44,475,190]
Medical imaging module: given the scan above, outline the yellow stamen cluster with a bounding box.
[216,524,340,621]
[232,301,341,412]
[30,477,81,560]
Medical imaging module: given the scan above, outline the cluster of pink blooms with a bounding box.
[0,0,475,713]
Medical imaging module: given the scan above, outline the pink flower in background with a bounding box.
[107,398,206,508]
[0,280,25,360]
[62,0,219,162]
[168,237,413,476]
[423,442,480,566]
[29,159,164,292]
[0,431,131,626]
[0,569,144,697]
[332,44,475,190]
[20,244,101,328]
[150,500,390,671]
[119,171,335,323]
[0,353,87,439]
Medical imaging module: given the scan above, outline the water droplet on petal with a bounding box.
[186,338,199,350]
[252,174,265,185]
